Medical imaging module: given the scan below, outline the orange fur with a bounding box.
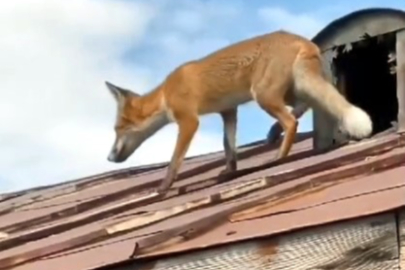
[105,30,372,194]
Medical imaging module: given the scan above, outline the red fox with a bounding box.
[105,30,372,194]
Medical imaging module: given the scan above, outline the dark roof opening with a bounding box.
[332,33,399,135]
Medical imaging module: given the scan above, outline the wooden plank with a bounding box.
[105,178,269,235]
[400,208,405,270]
[0,232,7,240]
[333,67,351,145]
[313,49,340,151]
[396,29,405,133]
[121,213,399,270]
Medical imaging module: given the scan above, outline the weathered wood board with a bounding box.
[396,29,405,132]
[118,213,400,270]
[313,49,339,151]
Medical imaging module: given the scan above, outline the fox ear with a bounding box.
[105,81,139,101]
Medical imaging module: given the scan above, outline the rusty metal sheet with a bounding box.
[131,150,405,257]
[231,162,405,222]
[10,164,405,270]
[0,141,223,214]
[0,132,310,213]
[0,136,312,239]
[0,137,300,253]
[0,133,404,270]
[143,183,405,260]
[97,135,402,225]
[0,148,223,231]
[0,161,166,214]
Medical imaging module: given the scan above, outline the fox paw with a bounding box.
[218,168,231,176]
[218,166,237,177]
[155,187,169,196]
[261,156,279,166]
[155,181,171,195]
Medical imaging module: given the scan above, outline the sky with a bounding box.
[1,0,404,193]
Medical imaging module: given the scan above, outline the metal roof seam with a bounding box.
[234,182,405,223]
[230,149,405,222]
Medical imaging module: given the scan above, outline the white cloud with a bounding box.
[0,0,223,193]
[0,0,327,193]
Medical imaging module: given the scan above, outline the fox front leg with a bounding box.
[157,116,199,194]
[219,108,238,175]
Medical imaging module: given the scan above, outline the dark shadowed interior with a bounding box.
[333,33,398,135]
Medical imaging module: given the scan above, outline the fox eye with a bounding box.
[115,120,128,131]
[115,119,134,133]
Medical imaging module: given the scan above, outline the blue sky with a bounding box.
[0,0,404,193]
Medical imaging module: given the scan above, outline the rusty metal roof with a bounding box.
[0,131,404,270]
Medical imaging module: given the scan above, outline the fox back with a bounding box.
[161,31,317,115]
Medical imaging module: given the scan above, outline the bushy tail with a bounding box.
[292,54,373,139]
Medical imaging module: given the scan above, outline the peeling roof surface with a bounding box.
[0,131,404,270]
[312,7,405,50]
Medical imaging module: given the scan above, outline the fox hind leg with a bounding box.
[253,84,298,162]
[219,108,238,175]
[266,102,308,144]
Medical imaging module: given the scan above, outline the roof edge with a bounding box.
[93,205,405,270]
[313,7,405,50]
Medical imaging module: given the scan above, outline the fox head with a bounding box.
[105,81,167,163]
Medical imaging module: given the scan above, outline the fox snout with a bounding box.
[107,145,127,163]
[107,147,126,163]
[107,137,128,163]
[107,132,146,164]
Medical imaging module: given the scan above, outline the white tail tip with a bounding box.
[340,106,373,139]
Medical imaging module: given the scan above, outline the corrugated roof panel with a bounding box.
[0,132,404,270]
